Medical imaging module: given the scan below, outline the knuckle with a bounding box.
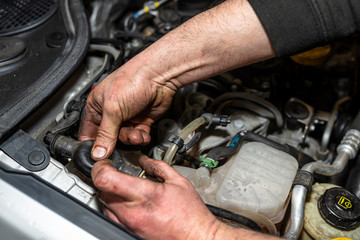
[179,177,192,188]
[96,128,118,143]
[103,101,120,116]
[93,166,112,189]
[154,160,169,170]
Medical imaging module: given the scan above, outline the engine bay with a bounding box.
[0,0,360,239]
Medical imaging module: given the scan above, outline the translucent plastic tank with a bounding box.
[215,142,298,220]
[174,142,298,224]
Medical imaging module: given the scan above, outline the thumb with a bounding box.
[139,156,184,182]
[92,111,122,160]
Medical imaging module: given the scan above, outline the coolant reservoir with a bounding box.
[216,142,298,220]
[174,142,298,224]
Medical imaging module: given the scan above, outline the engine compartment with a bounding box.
[1,0,360,239]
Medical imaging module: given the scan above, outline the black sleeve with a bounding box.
[248,0,360,56]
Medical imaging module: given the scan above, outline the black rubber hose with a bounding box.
[90,38,125,46]
[206,204,264,232]
[351,110,360,130]
[107,44,125,74]
[44,111,80,142]
[346,155,360,199]
[72,140,95,178]
[71,140,144,178]
[89,38,126,74]
[206,132,245,161]
[205,131,312,165]
[207,92,283,128]
[244,131,299,159]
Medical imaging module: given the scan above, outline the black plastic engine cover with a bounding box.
[0,0,89,142]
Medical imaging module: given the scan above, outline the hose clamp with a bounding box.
[168,135,184,149]
[199,156,219,171]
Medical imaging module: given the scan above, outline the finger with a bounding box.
[139,156,182,182]
[102,205,122,224]
[118,127,151,145]
[91,160,154,201]
[102,205,128,228]
[78,105,102,141]
[92,105,122,160]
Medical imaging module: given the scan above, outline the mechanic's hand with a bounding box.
[78,61,176,160]
[78,0,275,161]
[91,156,221,240]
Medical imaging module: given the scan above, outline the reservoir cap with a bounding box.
[318,187,360,230]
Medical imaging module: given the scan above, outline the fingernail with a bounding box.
[92,146,107,159]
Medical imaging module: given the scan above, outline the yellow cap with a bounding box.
[290,45,331,66]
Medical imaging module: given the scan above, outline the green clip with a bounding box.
[199,156,219,168]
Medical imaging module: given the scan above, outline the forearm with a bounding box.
[124,0,274,92]
[213,221,282,240]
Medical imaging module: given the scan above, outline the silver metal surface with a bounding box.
[283,185,307,240]
[0,151,99,210]
[21,55,107,138]
[0,178,98,240]
[336,129,360,159]
[62,54,110,118]
[302,151,350,176]
[284,127,360,239]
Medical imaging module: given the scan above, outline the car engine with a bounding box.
[0,0,359,239]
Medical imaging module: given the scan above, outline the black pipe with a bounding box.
[346,155,360,199]
[244,131,299,159]
[206,131,314,167]
[72,140,96,178]
[44,111,81,145]
[89,38,126,74]
[45,134,142,178]
[107,42,125,74]
[245,131,316,167]
[90,38,125,46]
[50,135,80,159]
[206,132,245,161]
[351,110,360,130]
[206,92,284,128]
[206,204,264,233]
[71,140,143,178]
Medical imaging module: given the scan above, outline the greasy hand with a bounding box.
[78,62,175,160]
[92,157,220,240]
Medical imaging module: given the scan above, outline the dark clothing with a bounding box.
[249,0,360,56]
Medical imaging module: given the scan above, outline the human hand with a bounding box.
[79,0,274,161]
[91,156,221,240]
[78,59,176,160]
